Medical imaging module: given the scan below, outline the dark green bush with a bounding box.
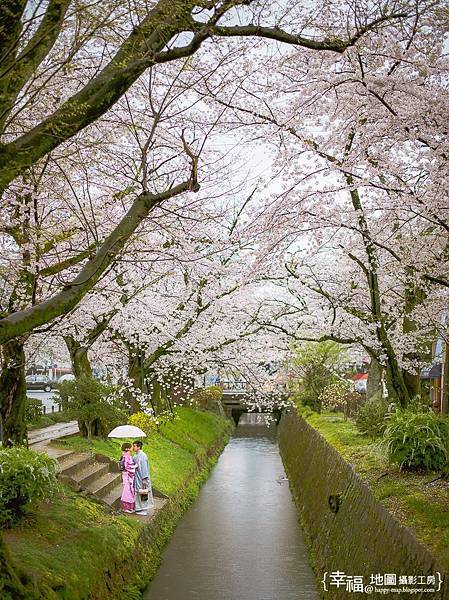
[0,448,58,528]
[49,409,72,424]
[25,397,44,423]
[28,415,54,430]
[383,411,449,472]
[293,389,317,411]
[355,396,389,438]
[58,376,126,441]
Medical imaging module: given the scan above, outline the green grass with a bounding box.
[299,408,449,570]
[28,410,72,431]
[160,407,231,457]
[4,408,233,598]
[4,488,142,599]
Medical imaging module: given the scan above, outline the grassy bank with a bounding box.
[28,410,72,431]
[53,407,231,496]
[297,406,449,570]
[3,408,233,599]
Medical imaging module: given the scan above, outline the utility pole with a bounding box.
[440,342,449,415]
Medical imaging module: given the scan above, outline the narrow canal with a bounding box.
[144,413,319,600]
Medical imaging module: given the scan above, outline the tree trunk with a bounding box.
[366,358,383,401]
[151,378,166,415]
[86,421,93,443]
[127,347,145,413]
[64,336,92,378]
[384,357,410,408]
[0,337,28,447]
[401,271,425,402]
[403,369,421,401]
[0,534,27,599]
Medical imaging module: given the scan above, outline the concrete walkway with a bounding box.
[28,420,79,446]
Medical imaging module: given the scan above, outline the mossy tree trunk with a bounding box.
[86,421,93,443]
[366,358,383,400]
[127,345,150,414]
[64,335,93,378]
[150,377,166,414]
[383,357,411,408]
[0,337,28,447]
[401,270,426,400]
[348,183,410,408]
[0,534,27,599]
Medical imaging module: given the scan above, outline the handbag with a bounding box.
[138,482,149,500]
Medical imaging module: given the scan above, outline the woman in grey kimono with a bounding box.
[132,440,154,516]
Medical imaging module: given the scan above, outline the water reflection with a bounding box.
[144,413,319,600]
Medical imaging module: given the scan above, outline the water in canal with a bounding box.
[144,413,319,600]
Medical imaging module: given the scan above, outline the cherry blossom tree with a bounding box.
[0,2,430,593]
[0,0,413,448]
[194,0,448,408]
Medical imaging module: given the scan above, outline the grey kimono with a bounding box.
[133,449,154,513]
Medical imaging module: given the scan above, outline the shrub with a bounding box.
[190,386,223,410]
[407,395,432,414]
[58,376,127,441]
[383,411,449,472]
[355,397,389,439]
[0,448,58,528]
[319,381,363,419]
[128,412,158,436]
[128,410,176,436]
[294,388,320,411]
[290,341,348,412]
[25,397,44,423]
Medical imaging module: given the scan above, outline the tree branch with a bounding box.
[210,11,408,52]
[0,159,199,343]
[0,0,70,133]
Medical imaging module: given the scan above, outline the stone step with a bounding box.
[101,483,123,508]
[58,453,94,477]
[73,462,110,488]
[32,444,75,464]
[54,449,76,463]
[153,497,168,511]
[130,496,169,520]
[88,472,123,499]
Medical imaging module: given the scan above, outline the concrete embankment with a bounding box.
[278,410,449,600]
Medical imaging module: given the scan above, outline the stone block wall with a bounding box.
[278,410,449,599]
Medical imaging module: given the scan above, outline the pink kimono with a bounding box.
[120,452,136,512]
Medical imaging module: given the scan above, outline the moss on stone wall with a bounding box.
[278,410,449,600]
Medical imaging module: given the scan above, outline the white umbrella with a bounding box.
[107,425,147,438]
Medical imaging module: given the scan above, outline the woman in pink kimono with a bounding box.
[120,442,136,513]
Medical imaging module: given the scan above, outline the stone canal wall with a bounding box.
[278,410,449,600]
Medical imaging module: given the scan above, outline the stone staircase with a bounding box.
[38,443,168,514]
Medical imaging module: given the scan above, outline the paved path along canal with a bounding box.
[144,413,319,600]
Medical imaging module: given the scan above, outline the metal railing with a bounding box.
[220,381,248,392]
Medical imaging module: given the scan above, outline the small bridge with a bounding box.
[218,382,289,425]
